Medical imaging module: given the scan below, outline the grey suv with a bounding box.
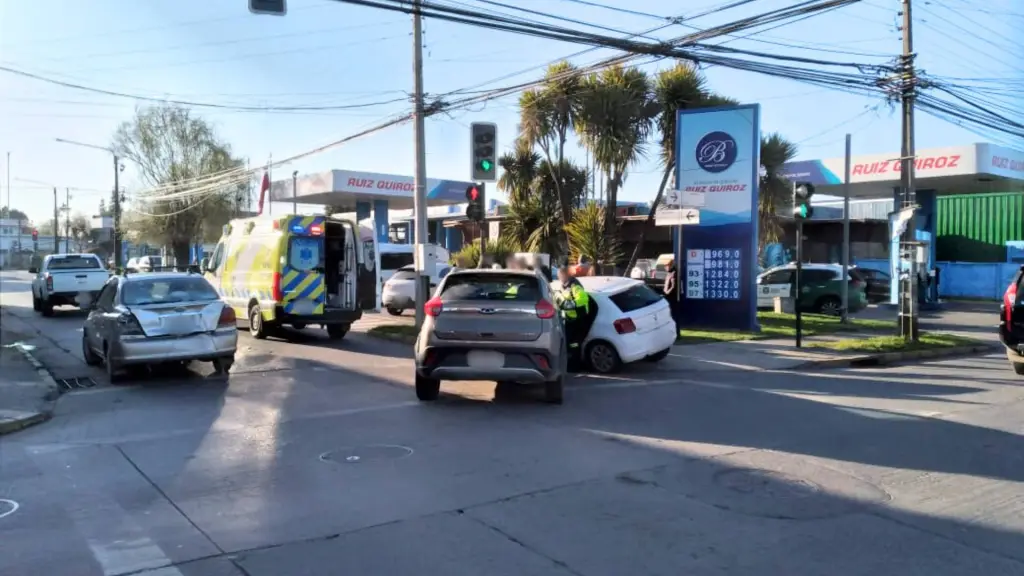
[413,269,567,404]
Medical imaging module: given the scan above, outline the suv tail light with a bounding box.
[45,274,53,291]
[425,297,443,317]
[613,318,636,334]
[117,313,145,336]
[1005,282,1017,323]
[535,299,556,319]
[271,271,282,301]
[218,306,236,327]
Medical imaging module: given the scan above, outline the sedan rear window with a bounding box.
[121,277,220,306]
[441,273,541,301]
[47,255,101,270]
[609,284,663,313]
[390,270,416,281]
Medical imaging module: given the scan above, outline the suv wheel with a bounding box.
[415,373,440,401]
[816,296,841,316]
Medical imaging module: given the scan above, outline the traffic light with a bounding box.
[465,183,485,222]
[470,122,497,182]
[792,182,815,220]
[31,229,37,241]
[249,0,286,15]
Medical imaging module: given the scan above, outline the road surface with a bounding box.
[1,270,1023,575]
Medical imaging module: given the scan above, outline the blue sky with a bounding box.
[0,0,1018,224]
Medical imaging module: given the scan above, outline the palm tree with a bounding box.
[566,201,622,269]
[622,63,716,274]
[498,142,588,258]
[519,61,583,246]
[574,65,657,257]
[759,133,798,251]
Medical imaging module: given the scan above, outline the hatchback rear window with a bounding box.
[441,274,541,301]
[609,284,663,313]
[47,256,100,270]
[121,277,220,306]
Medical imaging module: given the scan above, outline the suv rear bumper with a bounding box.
[416,346,562,383]
[274,306,362,326]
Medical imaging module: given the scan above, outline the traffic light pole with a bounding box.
[795,219,803,348]
[411,0,429,329]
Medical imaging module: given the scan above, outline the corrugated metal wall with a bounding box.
[936,192,1024,262]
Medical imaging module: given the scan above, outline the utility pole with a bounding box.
[5,152,9,219]
[65,188,71,253]
[840,134,852,323]
[412,0,428,329]
[113,155,122,269]
[898,0,919,340]
[52,187,59,253]
[292,170,299,214]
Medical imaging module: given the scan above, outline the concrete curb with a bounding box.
[0,344,60,436]
[791,343,998,371]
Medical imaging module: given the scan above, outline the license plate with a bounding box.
[166,316,198,333]
[467,350,504,369]
[291,300,315,315]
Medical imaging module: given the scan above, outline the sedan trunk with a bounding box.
[128,301,223,337]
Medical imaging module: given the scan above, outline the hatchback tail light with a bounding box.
[535,299,556,319]
[117,313,145,336]
[424,297,443,317]
[1005,283,1017,323]
[218,306,236,327]
[613,318,636,334]
[45,274,53,291]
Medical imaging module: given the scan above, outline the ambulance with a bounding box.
[202,214,377,340]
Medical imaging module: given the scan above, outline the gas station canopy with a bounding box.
[781,142,1024,198]
[268,169,475,210]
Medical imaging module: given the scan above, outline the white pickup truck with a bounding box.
[30,254,111,316]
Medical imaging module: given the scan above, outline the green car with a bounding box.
[756,263,868,315]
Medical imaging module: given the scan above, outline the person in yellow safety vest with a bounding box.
[555,264,592,357]
[504,256,527,297]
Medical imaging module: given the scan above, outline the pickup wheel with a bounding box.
[40,297,54,317]
[32,295,41,312]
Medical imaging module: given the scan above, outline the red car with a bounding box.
[999,267,1024,374]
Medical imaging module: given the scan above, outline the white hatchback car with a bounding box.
[560,276,677,374]
[381,264,451,315]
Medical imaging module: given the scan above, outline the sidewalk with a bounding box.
[667,334,996,373]
[0,322,59,435]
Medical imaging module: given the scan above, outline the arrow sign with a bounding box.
[656,208,700,226]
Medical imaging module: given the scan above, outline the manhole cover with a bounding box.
[56,377,97,391]
[716,469,820,499]
[0,499,19,520]
[319,444,414,464]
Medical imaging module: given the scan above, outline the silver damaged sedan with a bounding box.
[82,272,238,381]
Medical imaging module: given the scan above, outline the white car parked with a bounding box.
[565,276,677,374]
[381,264,451,315]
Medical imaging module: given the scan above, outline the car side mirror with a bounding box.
[28,267,37,274]
[200,257,211,272]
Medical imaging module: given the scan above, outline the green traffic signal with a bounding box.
[479,159,493,172]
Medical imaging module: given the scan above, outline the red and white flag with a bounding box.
[257,171,270,215]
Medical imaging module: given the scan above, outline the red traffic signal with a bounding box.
[466,185,480,202]
[31,229,38,240]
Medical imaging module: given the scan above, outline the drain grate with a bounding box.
[56,377,98,391]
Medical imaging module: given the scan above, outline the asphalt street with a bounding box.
[1,270,1023,575]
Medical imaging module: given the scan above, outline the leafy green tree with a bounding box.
[0,207,29,221]
[112,105,245,266]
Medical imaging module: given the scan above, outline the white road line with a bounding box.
[0,499,19,519]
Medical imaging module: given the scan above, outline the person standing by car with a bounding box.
[555,264,592,360]
[663,261,681,333]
